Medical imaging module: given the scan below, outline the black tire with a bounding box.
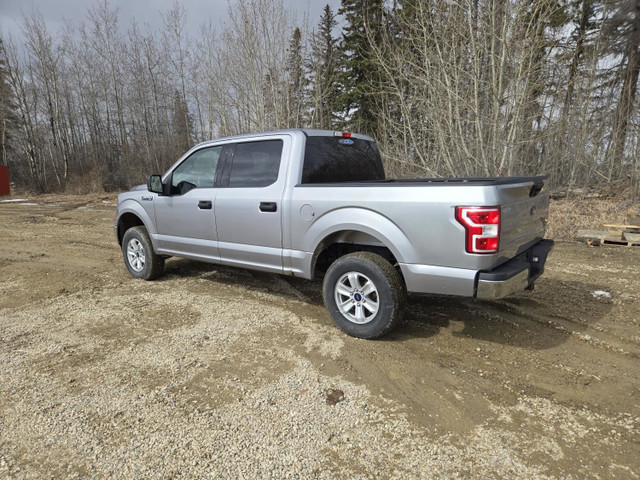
[121,226,165,280]
[323,252,406,339]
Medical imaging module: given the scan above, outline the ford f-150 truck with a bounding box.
[115,129,553,338]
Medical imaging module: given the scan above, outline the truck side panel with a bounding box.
[288,184,498,273]
[288,180,549,295]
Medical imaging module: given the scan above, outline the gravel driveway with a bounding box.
[1,195,638,479]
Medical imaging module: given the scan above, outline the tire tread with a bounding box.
[122,226,164,280]
[323,251,406,339]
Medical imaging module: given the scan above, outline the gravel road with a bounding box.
[0,195,638,479]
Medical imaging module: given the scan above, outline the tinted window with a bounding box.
[302,136,385,184]
[172,146,223,194]
[228,140,283,187]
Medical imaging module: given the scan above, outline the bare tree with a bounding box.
[0,39,20,168]
[3,36,46,191]
[1,0,639,195]
[22,11,71,186]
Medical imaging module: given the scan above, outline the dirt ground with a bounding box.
[0,194,638,479]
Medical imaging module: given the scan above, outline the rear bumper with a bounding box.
[476,267,530,299]
[476,239,554,300]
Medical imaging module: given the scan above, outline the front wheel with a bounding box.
[323,252,406,339]
[121,226,165,280]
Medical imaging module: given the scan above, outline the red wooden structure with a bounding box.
[0,166,10,196]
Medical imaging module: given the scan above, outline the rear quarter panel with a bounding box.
[288,184,507,274]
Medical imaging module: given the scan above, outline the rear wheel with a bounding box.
[323,252,406,339]
[121,226,164,280]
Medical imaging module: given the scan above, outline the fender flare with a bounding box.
[304,207,417,265]
[116,199,157,245]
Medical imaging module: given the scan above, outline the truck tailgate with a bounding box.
[496,178,550,259]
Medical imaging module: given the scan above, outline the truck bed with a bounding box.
[290,175,550,291]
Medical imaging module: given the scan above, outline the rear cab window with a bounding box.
[301,136,385,184]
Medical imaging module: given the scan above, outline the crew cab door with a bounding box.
[214,136,289,273]
[154,145,227,260]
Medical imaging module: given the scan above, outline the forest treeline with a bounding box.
[1,0,640,195]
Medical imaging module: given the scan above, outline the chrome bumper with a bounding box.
[475,239,554,300]
[476,268,530,299]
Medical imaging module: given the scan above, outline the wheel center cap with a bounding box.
[354,293,363,302]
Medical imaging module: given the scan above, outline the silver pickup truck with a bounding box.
[115,129,553,338]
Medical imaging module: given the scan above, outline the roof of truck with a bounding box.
[194,129,375,148]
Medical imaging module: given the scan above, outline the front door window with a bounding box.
[172,146,223,194]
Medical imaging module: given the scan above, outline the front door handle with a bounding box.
[198,200,212,210]
[259,202,277,213]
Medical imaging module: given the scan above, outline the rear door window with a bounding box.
[227,140,283,187]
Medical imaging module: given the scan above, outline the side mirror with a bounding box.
[147,174,165,194]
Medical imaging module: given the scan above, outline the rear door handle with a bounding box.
[198,200,212,210]
[259,202,277,213]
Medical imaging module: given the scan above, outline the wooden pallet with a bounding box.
[603,224,640,231]
[577,228,640,247]
[602,237,640,247]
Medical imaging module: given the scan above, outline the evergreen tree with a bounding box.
[0,39,20,167]
[547,0,600,184]
[336,0,385,135]
[514,0,567,174]
[307,4,339,130]
[603,0,640,177]
[171,89,193,154]
[286,27,305,127]
[561,1,598,114]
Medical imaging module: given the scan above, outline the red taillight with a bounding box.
[455,206,501,254]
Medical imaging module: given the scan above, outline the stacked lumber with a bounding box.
[576,224,640,247]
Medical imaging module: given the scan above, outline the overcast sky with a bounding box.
[0,0,342,44]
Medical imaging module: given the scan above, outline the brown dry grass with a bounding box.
[548,196,640,240]
[62,168,109,195]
